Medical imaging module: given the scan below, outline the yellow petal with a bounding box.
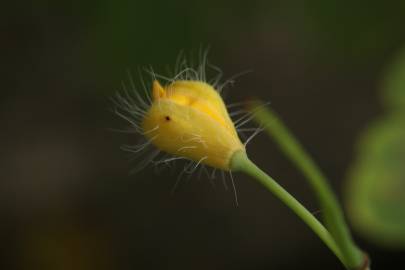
[152,80,166,100]
[142,80,244,170]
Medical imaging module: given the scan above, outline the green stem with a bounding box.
[248,101,364,269]
[230,150,347,268]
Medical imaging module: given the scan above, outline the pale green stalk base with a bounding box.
[230,150,347,268]
[249,101,365,269]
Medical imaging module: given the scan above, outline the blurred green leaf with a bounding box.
[346,116,405,248]
[381,47,405,111]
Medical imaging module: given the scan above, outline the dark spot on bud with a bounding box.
[165,116,171,121]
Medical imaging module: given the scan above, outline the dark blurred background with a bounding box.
[2,1,405,269]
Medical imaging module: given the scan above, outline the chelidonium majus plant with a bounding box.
[114,52,367,270]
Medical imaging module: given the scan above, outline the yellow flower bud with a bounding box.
[142,80,245,170]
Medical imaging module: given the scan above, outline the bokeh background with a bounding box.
[2,1,405,269]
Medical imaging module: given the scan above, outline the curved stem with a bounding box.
[248,101,364,269]
[230,151,347,268]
